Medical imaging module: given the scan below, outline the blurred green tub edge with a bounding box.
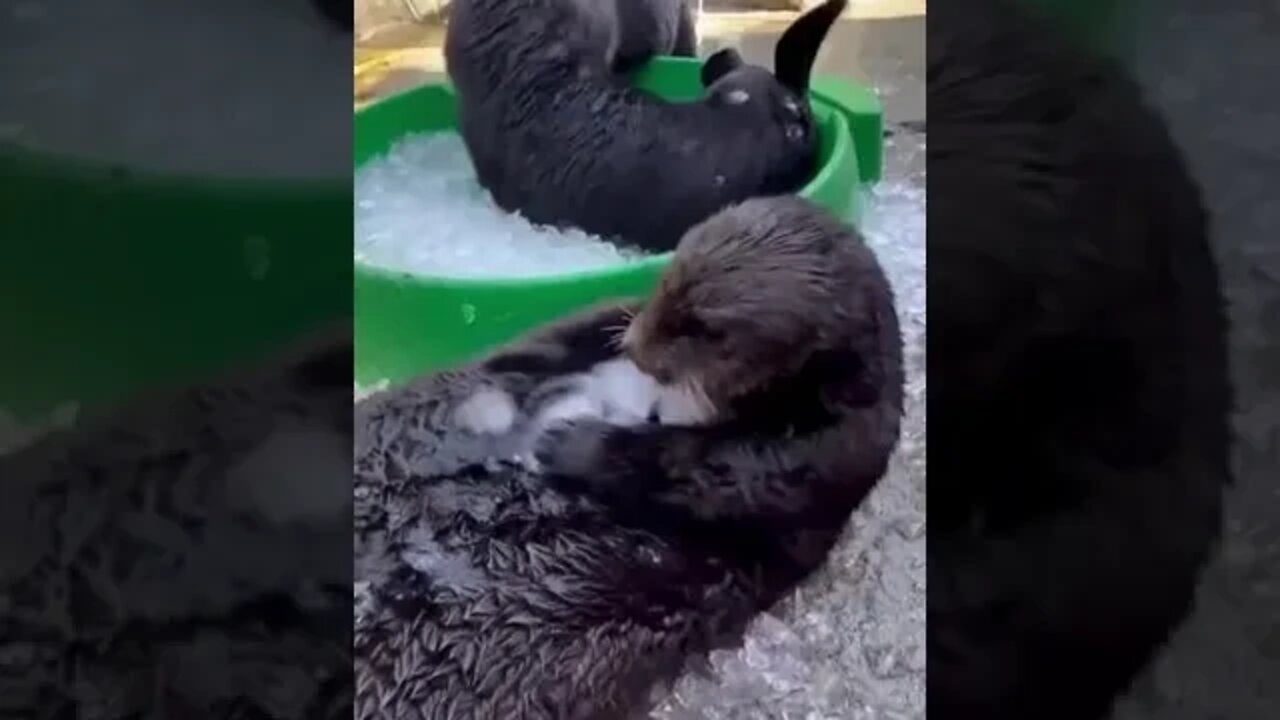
[0,143,351,423]
[354,60,883,387]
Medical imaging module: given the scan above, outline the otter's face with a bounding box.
[621,197,850,413]
[701,56,820,193]
[704,66,817,151]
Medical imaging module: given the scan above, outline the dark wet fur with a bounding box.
[354,304,749,720]
[535,195,904,590]
[0,328,354,719]
[611,0,699,73]
[444,0,845,252]
[927,1,1232,718]
[353,197,902,719]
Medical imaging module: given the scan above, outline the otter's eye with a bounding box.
[785,123,806,142]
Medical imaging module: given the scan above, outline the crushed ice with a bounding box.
[354,132,646,278]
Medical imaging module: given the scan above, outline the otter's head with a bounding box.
[696,0,846,192]
[622,195,866,416]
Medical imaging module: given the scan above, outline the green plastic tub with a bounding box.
[355,57,883,387]
[0,146,350,424]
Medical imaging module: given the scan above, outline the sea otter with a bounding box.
[353,195,903,719]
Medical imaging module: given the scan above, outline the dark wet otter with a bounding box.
[353,195,903,720]
[445,0,848,252]
[927,1,1232,718]
[534,195,905,561]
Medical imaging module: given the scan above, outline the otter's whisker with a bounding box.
[603,322,630,350]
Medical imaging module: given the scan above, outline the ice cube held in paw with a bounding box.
[452,387,518,435]
[588,358,661,425]
[517,358,661,468]
[530,358,661,431]
[536,390,606,427]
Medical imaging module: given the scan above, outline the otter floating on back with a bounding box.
[353,195,903,720]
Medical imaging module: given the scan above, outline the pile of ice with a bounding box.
[0,0,348,178]
[355,132,645,279]
[654,172,928,720]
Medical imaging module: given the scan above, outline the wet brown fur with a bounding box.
[535,195,905,567]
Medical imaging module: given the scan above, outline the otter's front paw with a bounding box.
[534,420,633,501]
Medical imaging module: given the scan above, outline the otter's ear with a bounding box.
[701,48,745,88]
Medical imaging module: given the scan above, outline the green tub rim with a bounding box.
[0,141,348,200]
[0,140,351,422]
[356,104,849,293]
[353,56,884,383]
[353,58,881,292]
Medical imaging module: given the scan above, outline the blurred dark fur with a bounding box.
[0,326,353,719]
[927,1,1232,718]
[444,0,845,252]
[311,0,352,31]
[612,0,700,72]
[353,197,902,719]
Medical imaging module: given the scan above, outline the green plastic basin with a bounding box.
[0,146,350,423]
[355,56,883,386]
